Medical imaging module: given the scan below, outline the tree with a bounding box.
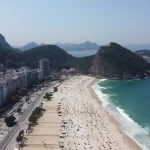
[43,92,52,101]
[25,97,30,102]
[0,108,5,114]
[16,136,20,143]
[16,130,24,143]
[17,88,28,96]
[54,87,58,92]
[5,115,16,127]
[40,102,43,107]
[52,71,61,79]
[28,107,45,126]
[6,59,20,68]
[19,130,24,136]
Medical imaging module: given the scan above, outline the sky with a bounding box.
[0,0,150,46]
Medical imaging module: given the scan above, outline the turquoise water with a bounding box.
[92,78,150,150]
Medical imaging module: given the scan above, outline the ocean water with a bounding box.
[92,78,150,150]
[65,49,98,57]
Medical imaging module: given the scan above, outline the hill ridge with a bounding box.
[89,42,150,79]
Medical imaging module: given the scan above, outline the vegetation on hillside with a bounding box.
[69,55,95,73]
[135,50,150,57]
[0,45,23,68]
[90,43,150,79]
[21,45,73,69]
[1,43,150,79]
[0,44,94,72]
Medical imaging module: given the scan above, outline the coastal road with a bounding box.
[0,82,57,150]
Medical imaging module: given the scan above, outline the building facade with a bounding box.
[0,67,38,107]
[38,59,50,79]
[0,81,8,106]
[0,64,5,73]
[25,70,37,87]
[37,70,43,80]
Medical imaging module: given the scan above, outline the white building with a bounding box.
[0,67,38,107]
[38,59,50,79]
[37,70,43,80]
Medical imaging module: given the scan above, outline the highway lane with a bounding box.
[0,83,56,150]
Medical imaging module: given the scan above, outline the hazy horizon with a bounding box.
[1,0,150,46]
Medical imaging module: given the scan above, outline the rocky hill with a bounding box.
[0,45,22,68]
[1,41,150,79]
[89,43,150,79]
[0,33,12,49]
[0,33,21,52]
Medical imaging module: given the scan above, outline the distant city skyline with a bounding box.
[1,0,150,45]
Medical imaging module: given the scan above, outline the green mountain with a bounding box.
[21,45,95,71]
[0,33,12,49]
[0,33,21,52]
[0,44,93,70]
[0,45,22,68]
[21,45,74,69]
[1,42,150,79]
[89,43,150,79]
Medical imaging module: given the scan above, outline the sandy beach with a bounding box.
[23,75,142,150]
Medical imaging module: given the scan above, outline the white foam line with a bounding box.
[100,79,108,82]
[91,80,150,150]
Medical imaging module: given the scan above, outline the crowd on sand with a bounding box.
[22,75,142,150]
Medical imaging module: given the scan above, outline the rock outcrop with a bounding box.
[0,33,12,49]
[89,43,150,79]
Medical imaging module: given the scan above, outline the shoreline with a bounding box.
[90,78,142,150]
[88,74,150,81]
[22,75,143,150]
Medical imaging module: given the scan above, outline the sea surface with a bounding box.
[92,78,150,150]
[65,49,98,57]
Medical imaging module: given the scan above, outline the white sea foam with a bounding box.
[116,107,134,123]
[92,81,150,150]
[92,83,109,108]
[100,79,108,82]
[99,86,106,89]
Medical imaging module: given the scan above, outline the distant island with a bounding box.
[13,41,100,51]
[124,44,150,51]
[135,49,150,57]
[135,49,150,63]
[55,41,100,51]
[13,42,45,51]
